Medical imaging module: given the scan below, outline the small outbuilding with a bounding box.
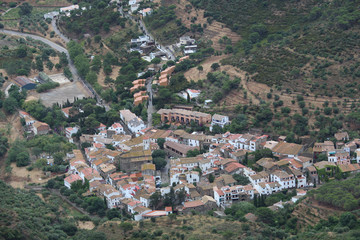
[13,76,37,90]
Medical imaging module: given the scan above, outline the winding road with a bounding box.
[0,29,109,111]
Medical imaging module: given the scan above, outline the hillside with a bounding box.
[162,0,241,51]
[0,180,107,240]
[188,0,360,96]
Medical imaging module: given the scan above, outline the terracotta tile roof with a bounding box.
[314,161,336,169]
[143,210,167,217]
[65,174,82,184]
[224,162,245,173]
[165,141,198,155]
[62,107,72,116]
[184,200,204,208]
[272,142,303,155]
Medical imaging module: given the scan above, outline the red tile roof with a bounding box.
[224,162,245,173]
[65,174,82,184]
[184,200,204,208]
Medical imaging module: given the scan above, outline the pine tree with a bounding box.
[253,195,258,207]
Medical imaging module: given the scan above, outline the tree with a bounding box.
[61,223,77,236]
[4,97,18,114]
[153,157,167,170]
[119,222,133,235]
[16,46,27,58]
[150,191,162,209]
[151,57,161,65]
[157,138,165,149]
[85,71,97,85]
[253,148,273,161]
[107,208,121,220]
[16,151,30,167]
[53,152,64,165]
[91,56,102,73]
[197,65,203,72]
[152,149,166,159]
[46,61,54,71]
[74,54,90,78]
[233,174,250,185]
[31,147,42,158]
[256,207,275,225]
[19,3,33,15]
[211,63,220,71]
[187,149,200,157]
[208,174,215,183]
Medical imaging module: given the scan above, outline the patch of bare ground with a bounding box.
[163,0,241,51]
[184,55,227,81]
[77,221,95,230]
[97,65,120,89]
[0,113,23,143]
[4,163,56,189]
[292,197,344,228]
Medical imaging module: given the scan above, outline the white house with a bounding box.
[108,122,124,135]
[210,114,230,131]
[213,186,225,206]
[141,8,153,17]
[130,3,139,12]
[182,89,201,100]
[65,127,79,141]
[356,149,360,163]
[128,0,141,5]
[133,206,152,221]
[102,185,123,208]
[186,171,200,184]
[199,159,213,173]
[255,182,282,195]
[120,109,146,136]
[327,150,350,165]
[270,170,295,189]
[60,4,79,13]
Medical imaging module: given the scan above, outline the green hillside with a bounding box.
[190,0,360,96]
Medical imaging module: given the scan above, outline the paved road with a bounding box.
[0,29,109,111]
[146,77,155,127]
[51,17,70,43]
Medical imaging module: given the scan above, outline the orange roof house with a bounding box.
[134,95,149,106]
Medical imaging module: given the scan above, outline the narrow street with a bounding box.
[146,77,155,127]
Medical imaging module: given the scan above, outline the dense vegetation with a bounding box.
[0,35,64,76]
[36,81,60,92]
[190,0,360,95]
[0,180,108,240]
[144,5,189,44]
[309,174,360,211]
[60,1,125,38]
